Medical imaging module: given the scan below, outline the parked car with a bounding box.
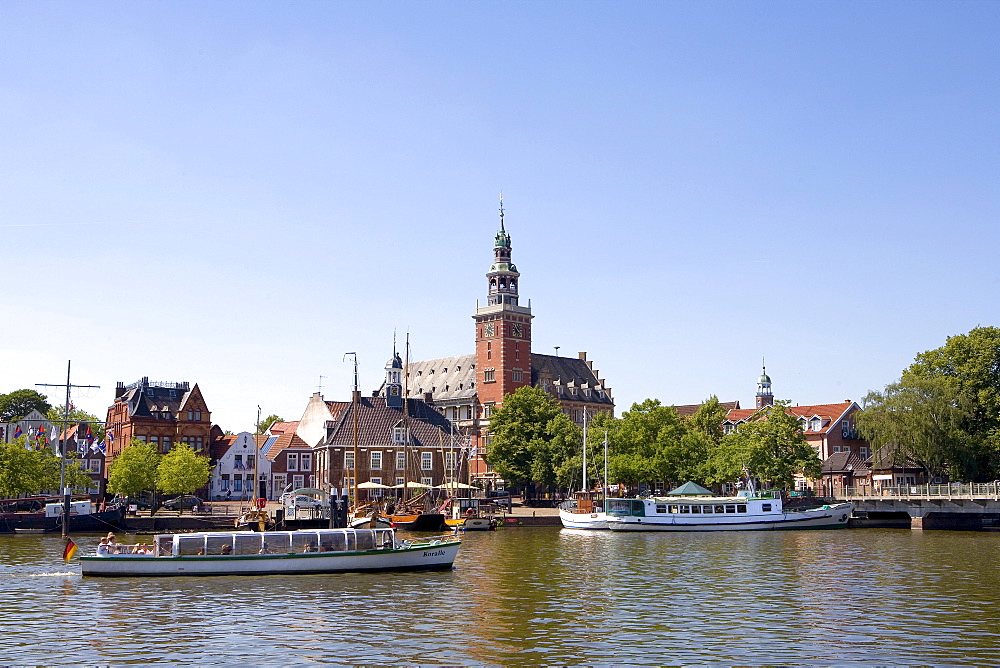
[163,495,201,511]
[111,495,152,511]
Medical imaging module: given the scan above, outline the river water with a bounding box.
[2,527,999,666]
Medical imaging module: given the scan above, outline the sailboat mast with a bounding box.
[582,406,588,493]
[403,334,410,500]
[351,355,359,508]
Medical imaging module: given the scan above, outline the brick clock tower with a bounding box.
[473,200,533,414]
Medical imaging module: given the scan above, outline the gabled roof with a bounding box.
[726,402,856,434]
[267,421,299,436]
[822,451,870,475]
[324,396,453,449]
[264,432,311,461]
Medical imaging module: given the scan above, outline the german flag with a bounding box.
[63,538,78,562]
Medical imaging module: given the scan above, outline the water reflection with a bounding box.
[2,529,1000,665]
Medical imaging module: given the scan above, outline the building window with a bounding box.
[512,369,523,383]
[344,452,355,470]
[484,403,495,418]
[395,477,405,486]
[484,368,495,382]
[421,477,433,486]
[395,452,406,470]
[293,474,304,489]
[860,446,870,459]
[393,427,406,444]
[246,476,254,493]
[300,453,312,471]
[247,455,255,470]
[445,452,456,470]
[234,478,243,492]
[370,451,382,470]
[234,454,243,470]
[163,436,172,452]
[221,475,230,491]
[287,453,299,472]
[421,452,433,470]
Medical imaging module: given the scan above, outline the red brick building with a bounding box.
[104,378,220,466]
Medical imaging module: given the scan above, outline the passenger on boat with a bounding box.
[106,533,118,553]
[303,542,318,553]
[259,542,272,554]
[220,544,232,555]
[97,539,110,555]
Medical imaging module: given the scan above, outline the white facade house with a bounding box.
[208,432,272,501]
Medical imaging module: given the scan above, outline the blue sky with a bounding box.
[2,2,998,430]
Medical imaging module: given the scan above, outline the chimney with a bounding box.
[352,390,361,402]
[424,392,434,405]
[578,352,587,360]
[115,381,126,399]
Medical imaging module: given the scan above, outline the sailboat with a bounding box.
[235,411,275,532]
[559,417,612,530]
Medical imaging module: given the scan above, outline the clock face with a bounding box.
[511,323,523,338]
[484,322,495,337]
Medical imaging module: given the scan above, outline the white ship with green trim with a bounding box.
[605,491,852,532]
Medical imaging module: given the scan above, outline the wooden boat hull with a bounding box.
[391,513,448,532]
[558,509,609,530]
[607,503,853,531]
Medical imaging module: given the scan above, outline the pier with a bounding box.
[842,483,1000,530]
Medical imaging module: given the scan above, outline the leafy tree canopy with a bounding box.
[156,443,210,496]
[0,389,52,422]
[107,440,162,498]
[857,376,974,479]
[0,438,91,497]
[708,403,822,489]
[486,386,582,489]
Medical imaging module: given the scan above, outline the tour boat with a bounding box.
[79,527,461,577]
[605,491,853,532]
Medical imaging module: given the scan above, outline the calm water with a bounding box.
[2,528,1000,666]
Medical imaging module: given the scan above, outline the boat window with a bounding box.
[657,505,669,514]
[631,500,646,517]
[714,505,725,514]
[234,533,263,555]
[265,533,292,553]
[725,505,736,514]
[762,503,772,512]
[155,535,173,556]
[737,504,747,513]
[177,535,206,556]
[690,505,702,514]
[205,535,233,555]
[607,499,632,516]
[291,532,321,553]
[355,530,375,551]
[345,531,357,552]
[679,505,691,514]
[702,506,713,514]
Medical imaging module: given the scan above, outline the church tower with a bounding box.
[384,348,404,409]
[473,198,534,410]
[756,363,774,409]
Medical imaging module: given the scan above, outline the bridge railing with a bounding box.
[841,482,1000,501]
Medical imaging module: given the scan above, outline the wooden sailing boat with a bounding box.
[235,408,274,532]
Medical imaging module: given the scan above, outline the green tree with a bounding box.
[901,326,1000,477]
[0,389,51,421]
[486,386,582,490]
[688,396,729,446]
[708,404,822,489]
[856,376,976,479]
[107,440,162,498]
[260,414,284,433]
[156,443,210,496]
[0,438,91,497]
[609,399,687,491]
